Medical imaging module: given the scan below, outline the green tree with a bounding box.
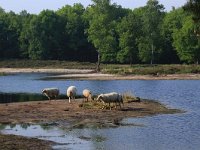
[27,10,65,60]
[57,4,96,61]
[173,15,200,64]
[183,0,200,36]
[137,0,165,64]
[160,8,187,63]
[117,10,141,64]
[86,0,127,71]
[0,11,21,59]
[19,11,34,58]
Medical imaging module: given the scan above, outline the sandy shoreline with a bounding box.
[1,67,200,80]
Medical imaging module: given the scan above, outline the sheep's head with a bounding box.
[42,89,46,94]
[96,95,103,101]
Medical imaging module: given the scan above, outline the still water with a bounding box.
[0,73,200,150]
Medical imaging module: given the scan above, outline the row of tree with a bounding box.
[0,0,200,65]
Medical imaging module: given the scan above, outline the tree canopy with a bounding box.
[0,0,199,66]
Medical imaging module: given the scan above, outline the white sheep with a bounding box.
[82,89,92,102]
[42,88,59,102]
[67,86,77,103]
[96,92,123,110]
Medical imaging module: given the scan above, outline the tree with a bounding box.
[117,10,141,64]
[173,15,200,64]
[183,0,200,64]
[86,0,128,71]
[57,4,96,61]
[160,8,187,63]
[26,10,65,60]
[0,11,21,59]
[183,0,200,36]
[137,0,165,64]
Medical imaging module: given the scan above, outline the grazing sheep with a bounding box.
[96,92,123,110]
[67,86,77,103]
[42,88,59,102]
[82,89,92,102]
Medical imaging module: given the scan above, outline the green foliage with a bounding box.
[117,10,141,64]
[173,15,200,63]
[0,0,200,65]
[137,0,165,64]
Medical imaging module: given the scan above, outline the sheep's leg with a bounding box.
[118,101,121,109]
[48,96,51,102]
[69,97,71,103]
[109,102,112,110]
[101,101,106,109]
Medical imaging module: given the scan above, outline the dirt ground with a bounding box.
[0,98,183,150]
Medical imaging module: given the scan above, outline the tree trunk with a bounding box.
[96,52,101,72]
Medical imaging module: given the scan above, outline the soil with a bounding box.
[0,98,183,150]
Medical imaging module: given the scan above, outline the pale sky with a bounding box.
[0,0,187,14]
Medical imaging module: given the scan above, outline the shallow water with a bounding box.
[0,73,200,149]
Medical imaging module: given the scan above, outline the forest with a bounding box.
[0,0,200,65]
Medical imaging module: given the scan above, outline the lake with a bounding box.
[0,73,200,150]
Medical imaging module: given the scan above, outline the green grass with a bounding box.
[101,64,200,75]
[0,59,96,69]
[0,59,200,75]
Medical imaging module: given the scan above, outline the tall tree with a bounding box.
[173,14,200,64]
[183,0,200,64]
[117,10,141,64]
[86,0,127,71]
[137,0,165,64]
[183,0,200,36]
[0,11,21,59]
[160,8,187,64]
[27,10,65,60]
[57,4,96,61]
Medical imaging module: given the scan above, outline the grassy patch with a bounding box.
[1,60,200,75]
[0,59,96,69]
[101,64,200,75]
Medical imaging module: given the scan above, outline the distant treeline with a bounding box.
[0,0,199,64]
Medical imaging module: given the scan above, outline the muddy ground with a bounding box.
[0,98,183,150]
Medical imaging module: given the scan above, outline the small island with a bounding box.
[0,98,183,150]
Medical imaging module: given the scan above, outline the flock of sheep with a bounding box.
[42,86,124,110]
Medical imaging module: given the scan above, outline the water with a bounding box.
[0,73,200,150]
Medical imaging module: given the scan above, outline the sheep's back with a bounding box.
[67,86,77,96]
[83,89,91,98]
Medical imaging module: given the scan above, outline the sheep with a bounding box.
[82,89,92,102]
[42,88,59,102]
[67,86,77,103]
[96,92,123,110]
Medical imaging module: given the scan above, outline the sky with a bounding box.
[0,0,187,14]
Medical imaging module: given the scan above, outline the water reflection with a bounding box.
[0,124,107,150]
[0,93,68,103]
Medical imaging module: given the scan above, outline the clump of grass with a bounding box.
[123,91,140,103]
[0,72,6,76]
[79,101,103,109]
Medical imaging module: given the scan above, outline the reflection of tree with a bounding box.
[9,124,16,128]
[0,124,6,130]
[20,123,30,129]
[40,124,53,130]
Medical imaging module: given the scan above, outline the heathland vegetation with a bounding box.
[0,0,200,70]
